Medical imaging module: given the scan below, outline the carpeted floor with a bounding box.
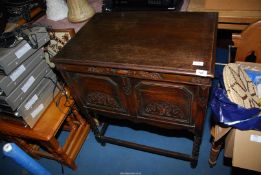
[0,107,252,175]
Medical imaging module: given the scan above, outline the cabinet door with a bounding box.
[134,81,196,126]
[65,72,128,115]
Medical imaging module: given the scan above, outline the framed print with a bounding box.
[45,28,75,67]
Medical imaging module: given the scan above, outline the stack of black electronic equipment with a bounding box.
[0,26,59,128]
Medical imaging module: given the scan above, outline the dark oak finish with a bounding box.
[53,12,218,167]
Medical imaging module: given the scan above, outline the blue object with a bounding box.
[211,88,261,131]
[245,69,261,85]
[214,48,229,79]
[3,143,52,175]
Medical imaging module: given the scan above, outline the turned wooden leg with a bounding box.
[40,137,76,170]
[13,138,41,159]
[191,135,201,168]
[99,122,109,146]
[40,138,64,159]
[72,106,86,124]
[81,110,100,136]
[209,140,223,167]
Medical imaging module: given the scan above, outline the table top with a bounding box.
[54,12,218,77]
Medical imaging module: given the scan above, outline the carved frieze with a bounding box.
[86,92,124,111]
[86,67,111,74]
[122,77,132,95]
[144,102,185,119]
[131,71,162,80]
[85,66,162,80]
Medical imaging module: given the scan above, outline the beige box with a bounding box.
[224,129,261,172]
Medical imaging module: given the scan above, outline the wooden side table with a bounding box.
[0,93,90,170]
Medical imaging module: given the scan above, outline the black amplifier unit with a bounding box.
[103,0,184,11]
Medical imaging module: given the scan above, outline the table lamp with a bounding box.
[67,0,95,23]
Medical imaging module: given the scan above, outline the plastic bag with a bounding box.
[211,88,261,131]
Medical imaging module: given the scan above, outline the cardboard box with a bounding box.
[224,129,261,172]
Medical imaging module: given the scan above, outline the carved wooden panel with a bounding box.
[86,92,124,112]
[144,102,185,119]
[66,73,127,113]
[134,81,194,125]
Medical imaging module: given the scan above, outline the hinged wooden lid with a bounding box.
[54,12,218,77]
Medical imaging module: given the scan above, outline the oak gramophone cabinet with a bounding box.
[53,12,218,167]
